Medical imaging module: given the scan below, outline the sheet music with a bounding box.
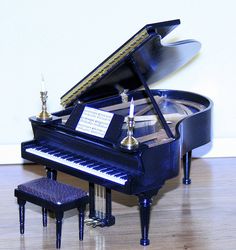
[76,107,113,138]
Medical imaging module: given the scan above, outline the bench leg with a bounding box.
[55,212,64,249]
[42,208,47,227]
[17,198,26,234]
[78,205,86,241]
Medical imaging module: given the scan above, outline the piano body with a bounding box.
[21,19,212,246]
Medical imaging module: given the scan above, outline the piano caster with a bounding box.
[140,238,150,246]
[182,151,192,185]
[103,215,115,227]
[182,178,191,185]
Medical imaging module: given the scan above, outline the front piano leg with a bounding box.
[105,188,115,226]
[89,182,96,218]
[138,193,154,246]
[182,151,192,185]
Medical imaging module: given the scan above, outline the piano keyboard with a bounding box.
[25,145,128,185]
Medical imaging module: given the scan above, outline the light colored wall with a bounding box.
[0,0,235,161]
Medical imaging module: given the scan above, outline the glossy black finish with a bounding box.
[56,212,63,249]
[130,57,174,138]
[89,182,95,218]
[46,167,57,180]
[21,123,179,195]
[21,20,212,246]
[61,20,200,106]
[42,207,47,227]
[182,151,192,185]
[78,205,86,240]
[17,199,26,234]
[138,193,155,246]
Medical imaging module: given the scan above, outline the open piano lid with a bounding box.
[60,19,201,108]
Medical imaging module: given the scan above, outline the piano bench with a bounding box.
[14,177,89,249]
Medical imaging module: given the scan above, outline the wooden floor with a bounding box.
[0,158,236,250]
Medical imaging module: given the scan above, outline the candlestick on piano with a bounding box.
[37,78,52,121]
[120,98,139,150]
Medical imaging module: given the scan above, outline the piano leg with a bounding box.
[105,188,115,226]
[138,193,153,246]
[45,167,57,180]
[182,151,192,185]
[89,182,96,218]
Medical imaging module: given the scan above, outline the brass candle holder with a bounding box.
[120,116,139,150]
[37,91,52,121]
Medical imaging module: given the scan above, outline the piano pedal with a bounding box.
[92,220,105,228]
[85,213,115,227]
[84,218,104,227]
[84,218,96,226]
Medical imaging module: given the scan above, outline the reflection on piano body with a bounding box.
[21,19,212,246]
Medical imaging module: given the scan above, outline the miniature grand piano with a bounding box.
[21,19,212,246]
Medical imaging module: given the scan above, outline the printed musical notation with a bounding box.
[76,107,114,138]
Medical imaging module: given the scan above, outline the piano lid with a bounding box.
[60,19,201,108]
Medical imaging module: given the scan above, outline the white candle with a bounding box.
[41,75,46,92]
[129,98,134,118]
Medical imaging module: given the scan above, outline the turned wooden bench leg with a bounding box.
[78,204,86,241]
[42,208,47,227]
[55,211,64,249]
[17,198,26,234]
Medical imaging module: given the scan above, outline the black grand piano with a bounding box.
[22,19,212,246]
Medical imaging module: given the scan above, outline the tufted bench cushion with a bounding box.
[17,177,88,205]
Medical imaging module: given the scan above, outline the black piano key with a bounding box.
[61,153,75,159]
[81,160,95,166]
[106,170,120,175]
[71,154,83,160]
[67,156,79,162]
[73,158,87,164]
[34,145,45,150]
[65,155,78,161]
[119,173,128,178]
[48,150,61,155]
[40,147,54,153]
[75,157,89,162]
[114,172,127,177]
[97,166,109,171]
[53,152,65,157]
[92,165,108,171]
[84,163,99,169]
[60,153,74,159]
[103,168,116,174]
